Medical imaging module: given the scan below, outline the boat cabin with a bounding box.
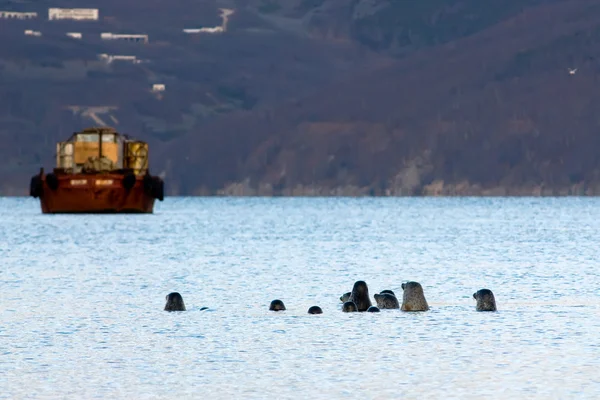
[55,127,149,175]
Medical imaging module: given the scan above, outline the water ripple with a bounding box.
[1,197,600,399]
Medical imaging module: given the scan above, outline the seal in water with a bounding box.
[349,280,372,312]
[400,281,429,311]
[473,289,497,311]
[164,292,186,311]
[367,306,380,312]
[379,289,396,297]
[374,293,400,309]
[269,299,286,311]
[340,292,351,303]
[342,301,358,312]
[308,306,323,314]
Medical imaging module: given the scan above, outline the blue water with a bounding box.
[1,197,599,399]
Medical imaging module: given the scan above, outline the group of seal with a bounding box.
[339,280,429,313]
[164,283,497,314]
[339,281,496,313]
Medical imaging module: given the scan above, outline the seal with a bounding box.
[269,299,286,311]
[374,293,400,309]
[473,289,497,311]
[164,292,186,311]
[349,280,372,312]
[342,301,358,312]
[379,290,396,297]
[340,292,351,303]
[308,306,323,314]
[367,306,380,312]
[400,281,429,311]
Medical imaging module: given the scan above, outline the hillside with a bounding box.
[163,0,600,196]
[1,0,600,195]
[0,0,388,194]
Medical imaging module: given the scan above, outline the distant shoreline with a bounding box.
[204,180,599,197]
[3,179,598,197]
[5,193,600,198]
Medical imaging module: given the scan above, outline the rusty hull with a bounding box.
[39,173,155,214]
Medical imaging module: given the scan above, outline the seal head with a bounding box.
[367,306,380,312]
[340,292,351,303]
[400,281,429,311]
[308,306,323,314]
[473,289,497,311]
[374,293,400,309]
[342,301,358,312]
[164,292,186,312]
[349,280,372,312]
[379,290,395,297]
[269,299,286,311]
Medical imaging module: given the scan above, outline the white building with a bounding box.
[66,32,82,39]
[183,27,224,34]
[0,11,37,19]
[48,8,99,21]
[183,8,234,35]
[152,84,166,92]
[97,54,142,64]
[24,29,42,36]
[100,33,148,43]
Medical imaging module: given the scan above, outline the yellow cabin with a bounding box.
[55,127,149,175]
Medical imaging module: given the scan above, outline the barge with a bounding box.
[29,126,164,213]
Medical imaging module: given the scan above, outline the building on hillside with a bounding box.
[97,54,142,64]
[48,8,99,21]
[66,32,82,39]
[100,33,148,43]
[183,27,224,34]
[0,11,37,19]
[152,84,165,92]
[183,8,234,35]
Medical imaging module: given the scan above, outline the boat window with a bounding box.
[75,133,116,142]
[102,133,116,142]
[76,133,98,142]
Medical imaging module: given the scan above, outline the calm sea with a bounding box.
[1,197,599,399]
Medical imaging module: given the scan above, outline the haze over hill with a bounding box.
[1,0,599,195]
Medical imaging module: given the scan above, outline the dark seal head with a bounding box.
[367,306,380,312]
[340,292,351,303]
[164,292,186,311]
[342,301,358,312]
[349,280,372,312]
[379,290,396,297]
[308,306,323,314]
[473,289,497,311]
[373,293,400,309]
[269,299,286,311]
[400,281,429,311]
